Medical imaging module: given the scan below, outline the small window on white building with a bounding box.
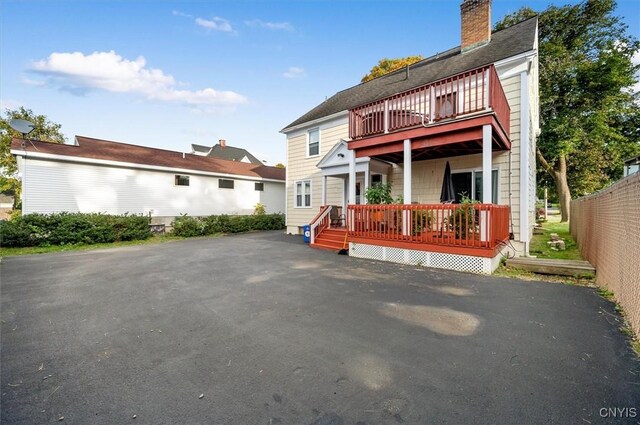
[175,175,190,186]
[255,182,264,191]
[219,179,234,189]
[308,128,319,157]
[294,180,312,208]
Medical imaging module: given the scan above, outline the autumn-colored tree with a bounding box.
[274,163,285,169]
[1,107,66,201]
[361,56,424,82]
[495,0,640,222]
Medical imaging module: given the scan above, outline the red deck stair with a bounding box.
[311,228,348,251]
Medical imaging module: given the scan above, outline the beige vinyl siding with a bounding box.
[286,121,348,232]
[285,71,532,243]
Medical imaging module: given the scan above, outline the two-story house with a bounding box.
[281,0,539,274]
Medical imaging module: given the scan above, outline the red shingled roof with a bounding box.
[11,136,285,181]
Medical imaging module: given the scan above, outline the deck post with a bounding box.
[364,167,370,205]
[403,139,412,236]
[349,149,356,231]
[322,175,327,206]
[482,124,492,241]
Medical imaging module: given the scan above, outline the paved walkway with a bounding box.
[1,231,638,424]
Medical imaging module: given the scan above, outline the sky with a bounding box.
[1,0,639,166]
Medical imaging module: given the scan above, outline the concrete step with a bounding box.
[506,257,596,277]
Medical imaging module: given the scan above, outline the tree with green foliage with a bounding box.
[0,107,66,203]
[495,0,640,222]
[361,55,425,82]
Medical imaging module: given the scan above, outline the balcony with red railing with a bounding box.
[348,65,510,155]
[346,203,510,257]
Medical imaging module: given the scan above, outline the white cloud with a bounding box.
[172,10,193,18]
[195,17,233,33]
[245,19,294,32]
[29,51,248,106]
[283,66,306,79]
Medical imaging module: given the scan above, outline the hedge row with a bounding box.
[171,213,285,237]
[0,213,151,247]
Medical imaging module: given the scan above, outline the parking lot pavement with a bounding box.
[1,230,639,424]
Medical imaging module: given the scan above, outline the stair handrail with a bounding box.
[309,205,332,244]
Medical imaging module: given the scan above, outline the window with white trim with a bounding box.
[294,180,312,208]
[307,128,319,157]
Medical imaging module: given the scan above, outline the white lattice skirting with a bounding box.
[349,242,505,274]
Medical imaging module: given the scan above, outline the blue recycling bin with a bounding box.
[302,225,311,243]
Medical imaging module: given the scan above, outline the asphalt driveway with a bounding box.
[1,231,638,424]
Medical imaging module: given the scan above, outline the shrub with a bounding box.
[171,213,285,237]
[253,203,266,215]
[171,214,204,237]
[0,212,151,248]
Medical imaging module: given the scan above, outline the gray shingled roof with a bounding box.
[207,144,263,165]
[191,144,211,153]
[282,17,537,131]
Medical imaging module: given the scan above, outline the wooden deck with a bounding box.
[506,258,596,277]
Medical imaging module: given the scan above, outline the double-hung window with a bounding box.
[308,128,319,157]
[294,180,312,208]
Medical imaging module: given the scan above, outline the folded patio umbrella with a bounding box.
[440,161,455,203]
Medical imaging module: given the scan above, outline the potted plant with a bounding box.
[364,183,395,205]
[364,183,402,228]
[448,195,479,239]
[413,209,434,234]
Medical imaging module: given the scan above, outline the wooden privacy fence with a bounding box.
[571,172,640,338]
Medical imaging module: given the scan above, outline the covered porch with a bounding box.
[311,65,513,273]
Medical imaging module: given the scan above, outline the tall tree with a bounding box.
[361,55,424,82]
[0,107,66,201]
[495,0,640,221]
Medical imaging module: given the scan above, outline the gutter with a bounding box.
[10,149,285,184]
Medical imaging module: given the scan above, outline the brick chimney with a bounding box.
[461,0,491,53]
[219,139,226,149]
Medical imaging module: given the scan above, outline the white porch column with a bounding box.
[481,124,492,242]
[403,139,412,236]
[348,149,356,205]
[348,149,357,231]
[403,139,412,203]
[322,175,327,206]
[482,125,492,203]
[363,166,370,205]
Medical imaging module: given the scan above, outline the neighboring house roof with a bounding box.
[282,17,537,131]
[207,144,263,165]
[191,144,212,154]
[11,136,285,181]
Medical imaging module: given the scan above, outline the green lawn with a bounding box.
[0,234,192,257]
[529,220,584,261]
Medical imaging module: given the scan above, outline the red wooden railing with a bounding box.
[309,205,331,244]
[347,203,510,249]
[489,66,511,136]
[349,65,509,140]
